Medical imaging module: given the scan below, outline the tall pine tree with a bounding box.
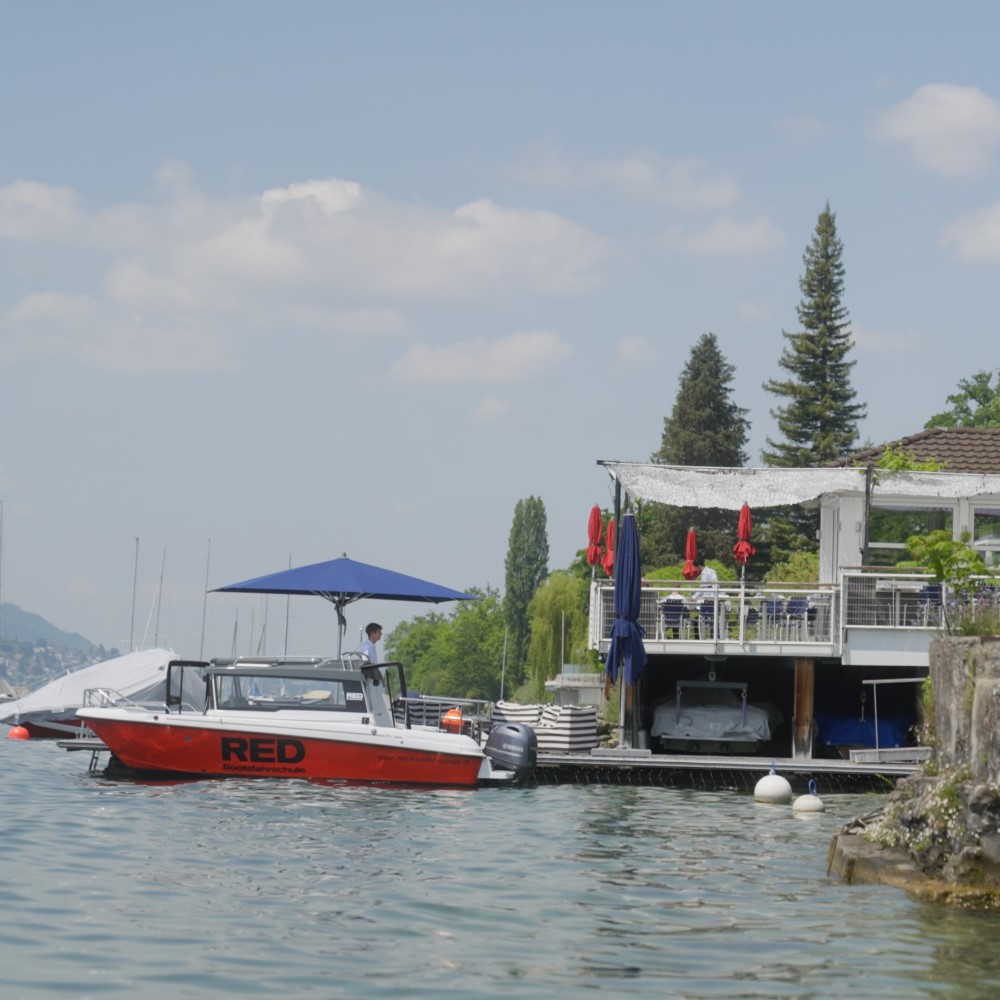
[503,496,549,691]
[645,333,749,569]
[763,204,866,467]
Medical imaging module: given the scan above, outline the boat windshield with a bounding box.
[212,673,367,712]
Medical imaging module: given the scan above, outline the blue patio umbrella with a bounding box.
[604,513,647,687]
[213,554,476,654]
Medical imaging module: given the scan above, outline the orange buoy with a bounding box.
[441,708,463,734]
[7,725,30,740]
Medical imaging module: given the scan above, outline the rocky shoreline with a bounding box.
[828,636,1000,909]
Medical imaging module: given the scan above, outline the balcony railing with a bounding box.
[588,571,1000,653]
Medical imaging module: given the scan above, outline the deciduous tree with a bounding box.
[926,370,1000,428]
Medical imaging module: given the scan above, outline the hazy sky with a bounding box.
[2,2,999,656]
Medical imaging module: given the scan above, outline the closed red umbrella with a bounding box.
[682,527,699,580]
[734,503,756,569]
[586,505,604,566]
[602,518,616,576]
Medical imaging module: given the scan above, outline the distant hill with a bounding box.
[0,603,97,654]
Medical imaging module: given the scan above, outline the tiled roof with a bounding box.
[828,427,1000,474]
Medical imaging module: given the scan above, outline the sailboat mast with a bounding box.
[129,536,139,652]
[153,550,166,647]
[199,539,211,659]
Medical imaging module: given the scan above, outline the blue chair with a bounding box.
[660,599,690,639]
[917,584,942,626]
[762,599,784,640]
[698,601,719,639]
[784,596,811,640]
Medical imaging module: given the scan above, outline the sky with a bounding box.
[2,1,1000,657]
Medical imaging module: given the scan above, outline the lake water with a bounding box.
[3,738,1000,999]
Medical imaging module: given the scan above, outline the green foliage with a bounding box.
[763,203,865,467]
[385,586,507,699]
[764,550,820,583]
[525,572,591,702]
[926,370,1000,428]
[905,530,989,634]
[646,560,736,582]
[873,445,943,473]
[652,333,749,468]
[644,334,750,572]
[503,496,549,689]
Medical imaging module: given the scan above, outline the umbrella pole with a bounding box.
[739,566,746,643]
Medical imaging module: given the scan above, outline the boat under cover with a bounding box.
[75,656,537,788]
[1,648,179,739]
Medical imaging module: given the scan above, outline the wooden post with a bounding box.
[792,658,815,759]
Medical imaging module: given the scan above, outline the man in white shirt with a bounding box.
[359,623,382,662]
[691,561,719,603]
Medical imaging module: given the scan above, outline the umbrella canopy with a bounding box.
[602,517,616,576]
[213,555,476,654]
[586,505,604,566]
[682,527,699,580]
[604,513,647,687]
[734,502,756,567]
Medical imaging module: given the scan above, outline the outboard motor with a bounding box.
[484,722,537,777]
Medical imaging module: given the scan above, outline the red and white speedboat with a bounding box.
[75,656,536,788]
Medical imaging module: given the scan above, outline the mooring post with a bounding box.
[792,658,815,759]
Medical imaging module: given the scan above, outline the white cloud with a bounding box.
[0,170,605,372]
[390,330,572,383]
[871,83,1000,177]
[940,202,1000,263]
[513,143,740,211]
[0,181,81,240]
[472,396,510,421]
[660,216,785,256]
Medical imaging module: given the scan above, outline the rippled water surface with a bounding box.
[3,739,1000,998]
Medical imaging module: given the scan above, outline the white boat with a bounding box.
[1,648,178,739]
[75,655,537,788]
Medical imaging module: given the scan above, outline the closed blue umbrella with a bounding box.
[604,513,647,687]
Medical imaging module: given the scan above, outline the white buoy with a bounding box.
[754,762,792,804]
[792,778,825,813]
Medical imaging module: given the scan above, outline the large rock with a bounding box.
[931,636,1000,780]
[831,636,1000,907]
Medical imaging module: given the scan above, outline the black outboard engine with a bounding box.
[484,722,537,778]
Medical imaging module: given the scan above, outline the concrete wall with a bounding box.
[930,636,1000,783]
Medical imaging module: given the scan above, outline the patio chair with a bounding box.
[917,584,942,626]
[784,596,811,640]
[761,598,785,640]
[697,601,719,640]
[659,599,690,639]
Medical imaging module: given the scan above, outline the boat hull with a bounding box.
[79,712,488,787]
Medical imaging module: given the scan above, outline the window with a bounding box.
[212,674,366,711]
[868,505,954,567]
[974,507,1000,566]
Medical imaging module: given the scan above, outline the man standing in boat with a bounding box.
[359,623,383,663]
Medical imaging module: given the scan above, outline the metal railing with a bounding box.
[588,570,1000,650]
